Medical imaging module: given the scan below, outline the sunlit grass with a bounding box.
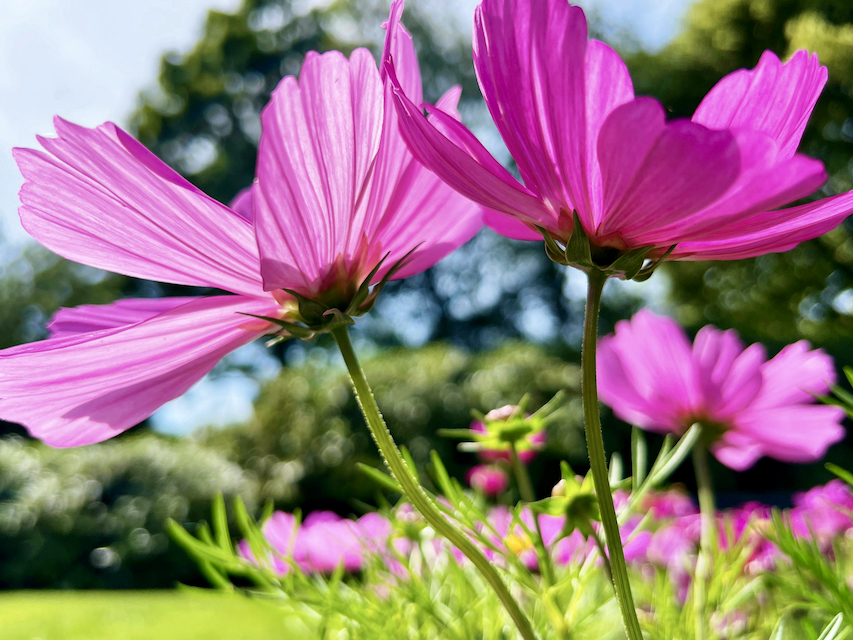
[0,590,312,640]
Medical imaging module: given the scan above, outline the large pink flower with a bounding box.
[0,5,482,448]
[597,310,846,470]
[385,0,852,264]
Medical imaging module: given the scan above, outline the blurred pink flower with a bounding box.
[466,464,510,496]
[641,489,698,519]
[597,310,845,470]
[0,1,481,448]
[242,511,393,575]
[790,479,853,547]
[386,0,852,263]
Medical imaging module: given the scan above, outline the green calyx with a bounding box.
[439,391,565,456]
[538,211,675,282]
[242,249,416,342]
[530,461,600,539]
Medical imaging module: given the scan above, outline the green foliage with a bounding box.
[202,341,584,511]
[0,590,303,640]
[164,478,852,640]
[0,434,258,589]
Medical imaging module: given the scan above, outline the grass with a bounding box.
[0,589,313,640]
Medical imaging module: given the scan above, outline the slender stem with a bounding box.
[332,326,538,640]
[591,528,614,586]
[509,443,556,587]
[692,437,716,640]
[509,444,536,504]
[580,270,643,640]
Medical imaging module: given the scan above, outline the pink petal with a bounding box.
[597,102,741,240]
[597,310,699,433]
[596,98,665,227]
[47,297,197,338]
[730,404,845,465]
[582,40,635,227]
[638,131,827,244]
[672,190,853,260]
[693,50,827,159]
[0,295,277,447]
[386,63,551,226]
[380,0,422,107]
[692,326,764,420]
[473,0,588,221]
[753,341,836,409]
[484,210,541,241]
[14,119,264,297]
[262,512,298,556]
[229,184,256,222]
[255,49,383,293]
[711,432,764,471]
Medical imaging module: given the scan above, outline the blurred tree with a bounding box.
[203,341,585,512]
[628,0,853,357]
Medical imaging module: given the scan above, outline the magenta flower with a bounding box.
[0,4,481,447]
[466,464,510,496]
[242,510,393,575]
[790,480,853,546]
[597,310,845,470]
[385,0,853,267]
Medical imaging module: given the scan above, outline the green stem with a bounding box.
[591,529,614,587]
[692,437,716,640]
[333,326,538,640]
[580,270,643,640]
[509,443,556,588]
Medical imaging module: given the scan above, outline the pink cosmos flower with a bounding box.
[241,510,393,575]
[466,464,510,496]
[0,4,482,447]
[790,480,853,547]
[385,0,853,264]
[597,310,846,470]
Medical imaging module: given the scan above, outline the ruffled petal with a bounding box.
[754,341,836,408]
[14,119,264,297]
[0,295,277,447]
[693,50,827,159]
[672,190,853,260]
[255,49,383,294]
[47,297,197,338]
[473,0,588,220]
[711,432,765,471]
[729,404,845,466]
[692,326,764,420]
[637,130,827,244]
[596,101,741,240]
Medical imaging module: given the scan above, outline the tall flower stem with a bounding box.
[581,270,643,640]
[332,326,538,640]
[692,437,717,640]
[509,443,556,587]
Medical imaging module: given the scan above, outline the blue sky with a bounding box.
[0,0,695,434]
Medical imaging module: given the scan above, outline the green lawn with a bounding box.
[0,590,311,640]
